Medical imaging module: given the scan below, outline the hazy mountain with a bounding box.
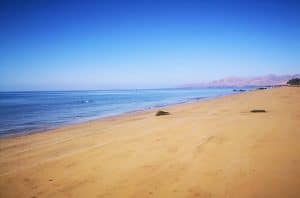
[180,74,300,88]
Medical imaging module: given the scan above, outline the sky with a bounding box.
[0,0,299,91]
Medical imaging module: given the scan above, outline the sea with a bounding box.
[0,88,254,137]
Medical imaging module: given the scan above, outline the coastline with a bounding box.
[0,89,236,139]
[1,87,299,197]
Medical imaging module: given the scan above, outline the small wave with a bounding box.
[81,100,93,104]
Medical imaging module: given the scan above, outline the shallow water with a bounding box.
[0,88,252,137]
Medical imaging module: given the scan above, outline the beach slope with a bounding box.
[0,87,300,198]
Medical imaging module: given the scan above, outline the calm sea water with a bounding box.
[0,88,251,137]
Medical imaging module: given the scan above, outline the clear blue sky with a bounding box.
[0,0,299,90]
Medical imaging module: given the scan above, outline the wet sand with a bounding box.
[0,87,300,198]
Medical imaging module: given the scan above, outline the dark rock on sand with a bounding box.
[250,109,266,113]
[156,110,170,116]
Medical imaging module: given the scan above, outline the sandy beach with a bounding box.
[0,87,299,198]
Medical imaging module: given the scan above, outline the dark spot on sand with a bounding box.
[250,109,266,113]
[24,178,30,182]
[155,110,170,116]
[48,179,53,182]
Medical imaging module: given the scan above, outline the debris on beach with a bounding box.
[250,109,266,113]
[156,110,170,116]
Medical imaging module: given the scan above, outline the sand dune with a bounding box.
[0,87,300,198]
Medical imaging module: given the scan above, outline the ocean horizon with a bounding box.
[0,87,255,138]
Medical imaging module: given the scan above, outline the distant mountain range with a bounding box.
[180,74,300,88]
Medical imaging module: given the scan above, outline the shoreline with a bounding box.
[1,86,299,197]
[0,90,239,139]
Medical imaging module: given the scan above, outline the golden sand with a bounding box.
[0,87,300,198]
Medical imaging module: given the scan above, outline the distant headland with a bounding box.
[180,74,300,88]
